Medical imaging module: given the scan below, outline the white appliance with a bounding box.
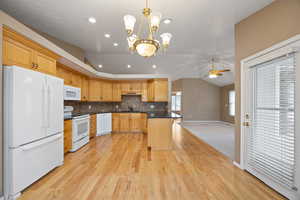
[4,66,64,200]
[64,85,81,101]
[64,106,74,119]
[70,114,90,152]
[97,113,112,136]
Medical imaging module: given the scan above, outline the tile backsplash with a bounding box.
[65,95,168,114]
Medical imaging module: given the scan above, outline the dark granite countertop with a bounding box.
[64,111,181,120]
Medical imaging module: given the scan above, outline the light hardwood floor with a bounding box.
[18,123,286,200]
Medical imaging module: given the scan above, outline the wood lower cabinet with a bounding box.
[90,114,97,138]
[119,113,131,132]
[131,113,143,132]
[113,113,147,133]
[64,120,72,154]
[112,113,120,132]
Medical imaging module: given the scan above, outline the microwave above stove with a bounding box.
[64,85,81,101]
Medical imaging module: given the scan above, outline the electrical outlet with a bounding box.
[88,105,92,110]
[150,105,155,109]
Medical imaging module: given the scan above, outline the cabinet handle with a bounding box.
[32,62,35,68]
[35,63,39,69]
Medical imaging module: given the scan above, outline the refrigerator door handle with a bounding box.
[47,84,51,128]
[20,134,62,151]
[42,80,48,128]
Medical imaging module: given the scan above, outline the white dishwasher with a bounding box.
[97,113,112,136]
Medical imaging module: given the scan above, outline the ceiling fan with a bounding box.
[208,58,231,79]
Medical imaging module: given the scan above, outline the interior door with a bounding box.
[46,75,64,136]
[8,67,45,147]
[245,54,299,199]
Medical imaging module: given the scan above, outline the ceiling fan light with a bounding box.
[124,15,136,35]
[150,12,162,32]
[209,74,218,79]
[160,33,172,48]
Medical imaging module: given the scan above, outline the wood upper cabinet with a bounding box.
[112,113,120,132]
[112,83,122,102]
[121,81,142,94]
[71,72,82,88]
[141,81,148,102]
[81,76,89,101]
[102,81,112,102]
[90,114,97,138]
[56,64,73,85]
[153,79,168,102]
[3,37,34,69]
[119,113,131,132]
[64,120,72,154]
[147,79,168,102]
[3,27,59,75]
[34,51,56,75]
[88,79,101,101]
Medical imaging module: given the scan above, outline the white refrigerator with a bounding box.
[3,66,64,200]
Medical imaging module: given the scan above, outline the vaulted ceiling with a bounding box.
[0,0,273,86]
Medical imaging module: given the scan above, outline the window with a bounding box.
[171,92,181,112]
[229,90,235,116]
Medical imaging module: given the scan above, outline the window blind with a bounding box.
[249,54,296,190]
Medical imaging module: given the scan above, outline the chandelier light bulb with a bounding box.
[150,12,162,32]
[124,15,136,35]
[160,33,172,48]
[127,34,137,51]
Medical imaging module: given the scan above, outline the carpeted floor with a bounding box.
[180,121,235,160]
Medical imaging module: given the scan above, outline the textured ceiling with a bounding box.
[0,0,273,86]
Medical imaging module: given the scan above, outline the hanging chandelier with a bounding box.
[123,0,172,57]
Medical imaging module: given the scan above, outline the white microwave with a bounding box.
[64,85,81,100]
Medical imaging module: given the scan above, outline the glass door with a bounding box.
[245,54,298,199]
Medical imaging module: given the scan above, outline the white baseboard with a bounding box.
[233,161,244,170]
[181,120,234,126]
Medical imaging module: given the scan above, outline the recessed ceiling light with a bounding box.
[127,64,131,68]
[88,17,96,24]
[113,43,119,47]
[163,18,172,24]
[152,64,157,69]
[104,34,111,38]
[98,64,103,68]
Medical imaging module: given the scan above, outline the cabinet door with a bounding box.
[71,72,82,88]
[90,114,97,138]
[102,81,112,102]
[56,65,73,85]
[141,82,148,102]
[34,51,57,76]
[112,83,122,102]
[147,80,154,101]
[112,113,120,132]
[130,113,142,132]
[121,82,130,94]
[81,76,89,101]
[130,82,142,93]
[88,79,101,101]
[64,120,72,153]
[119,114,130,132]
[154,79,168,102]
[3,37,34,69]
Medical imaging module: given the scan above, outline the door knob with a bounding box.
[243,122,250,127]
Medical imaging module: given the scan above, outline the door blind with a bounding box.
[249,54,296,190]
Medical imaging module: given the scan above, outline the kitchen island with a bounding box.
[147,112,181,150]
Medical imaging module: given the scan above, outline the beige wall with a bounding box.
[173,79,221,121]
[220,84,235,124]
[235,0,300,163]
